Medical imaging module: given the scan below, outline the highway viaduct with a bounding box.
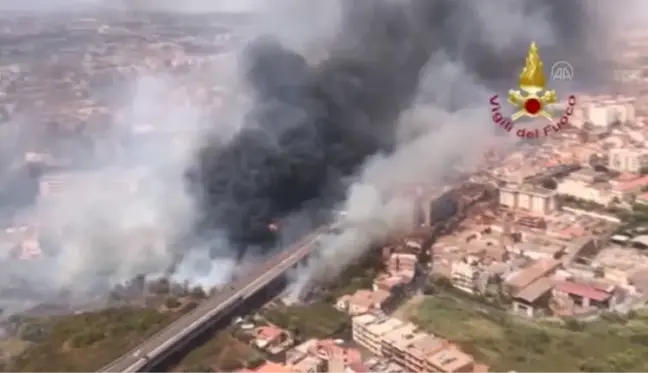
[99,186,463,372]
[99,225,331,372]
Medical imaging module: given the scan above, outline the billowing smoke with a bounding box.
[0,0,639,314]
[192,0,613,258]
[0,75,209,314]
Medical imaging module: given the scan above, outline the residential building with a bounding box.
[352,314,404,356]
[373,273,413,294]
[253,325,292,353]
[373,252,417,296]
[586,105,616,127]
[239,362,295,373]
[505,259,562,317]
[610,173,648,198]
[605,101,636,124]
[290,355,324,373]
[285,340,326,373]
[286,339,361,373]
[608,148,648,174]
[450,255,482,294]
[509,276,554,318]
[381,323,447,372]
[364,358,408,373]
[351,314,487,372]
[329,349,346,373]
[336,289,392,316]
[556,168,616,205]
[427,345,480,373]
[498,184,557,215]
[551,279,619,316]
[386,253,418,273]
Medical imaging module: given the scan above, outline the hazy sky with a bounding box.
[0,0,262,12]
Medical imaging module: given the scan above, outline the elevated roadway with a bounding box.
[101,185,457,372]
[100,225,331,372]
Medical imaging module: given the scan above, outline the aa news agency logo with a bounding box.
[489,42,576,140]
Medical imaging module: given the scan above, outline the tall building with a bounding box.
[587,105,615,128]
[498,184,557,216]
[608,148,648,174]
[586,102,636,127]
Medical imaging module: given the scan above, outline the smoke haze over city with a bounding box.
[0,0,641,314]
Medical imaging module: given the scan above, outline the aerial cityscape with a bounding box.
[1,0,648,372]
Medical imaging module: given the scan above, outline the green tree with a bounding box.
[150,277,171,294]
[190,286,207,299]
[19,322,49,343]
[187,364,213,372]
[220,360,243,371]
[247,357,265,369]
[165,297,181,309]
[183,301,198,312]
[69,329,105,348]
[431,275,452,290]
[565,318,585,331]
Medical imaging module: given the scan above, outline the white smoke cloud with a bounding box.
[0,72,246,315]
[0,2,268,315]
[31,75,203,289]
[284,0,639,298]
[1,0,645,314]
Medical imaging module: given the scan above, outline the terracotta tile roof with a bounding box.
[255,326,284,342]
[554,280,612,302]
[309,339,362,365]
[614,174,648,192]
[254,362,295,373]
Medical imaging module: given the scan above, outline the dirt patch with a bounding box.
[0,338,29,360]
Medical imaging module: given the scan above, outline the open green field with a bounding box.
[6,307,179,372]
[263,301,349,340]
[411,294,648,372]
[171,327,264,372]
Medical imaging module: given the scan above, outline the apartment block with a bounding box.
[351,314,485,373]
[608,148,648,174]
[383,323,445,372]
[498,183,556,216]
[352,314,404,356]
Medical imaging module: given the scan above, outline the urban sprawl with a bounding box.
[2,12,648,373]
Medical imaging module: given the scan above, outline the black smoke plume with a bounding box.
[190,0,607,255]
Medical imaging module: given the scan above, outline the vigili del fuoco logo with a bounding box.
[489,42,576,139]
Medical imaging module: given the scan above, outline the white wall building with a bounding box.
[608,148,648,174]
[557,178,614,206]
[499,184,557,215]
[587,105,615,128]
[586,102,636,127]
[556,168,616,205]
[450,256,482,294]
